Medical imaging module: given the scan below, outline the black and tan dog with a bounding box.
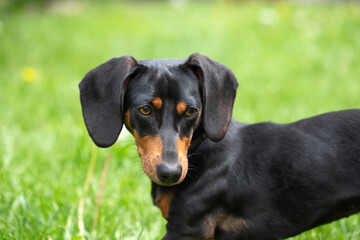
[79,53,360,240]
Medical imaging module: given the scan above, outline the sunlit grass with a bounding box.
[0,1,359,239]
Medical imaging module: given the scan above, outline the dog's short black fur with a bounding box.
[79,53,360,240]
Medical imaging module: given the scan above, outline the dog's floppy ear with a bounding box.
[185,53,238,142]
[79,56,138,148]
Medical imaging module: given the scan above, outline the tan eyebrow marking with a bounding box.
[176,102,187,115]
[152,97,162,110]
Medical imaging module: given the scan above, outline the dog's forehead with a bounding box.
[126,59,200,107]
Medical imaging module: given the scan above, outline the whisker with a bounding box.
[187,165,197,171]
[187,152,204,158]
[187,162,200,174]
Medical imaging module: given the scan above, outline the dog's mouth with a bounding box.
[134,133,190,186]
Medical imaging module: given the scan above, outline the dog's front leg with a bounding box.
[215,230,281,240]
[214,230,241,240]
[161,232,196,240]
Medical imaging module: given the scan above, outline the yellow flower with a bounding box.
[21,66,38,83]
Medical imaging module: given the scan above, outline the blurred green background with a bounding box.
[1,0,360,239]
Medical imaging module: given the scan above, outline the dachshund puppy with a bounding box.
[79,53,360,240]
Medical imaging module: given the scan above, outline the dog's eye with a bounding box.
[185,108,197,117]
[139,106,151,115]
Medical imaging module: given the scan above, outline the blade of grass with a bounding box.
[92,147,113,236]
[64,206,75,240]
[77,144,97,239]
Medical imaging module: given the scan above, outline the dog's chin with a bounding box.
[144,169,187,187]
[155,180,181,187]
[146,172,187,186]
[148,175,185,187]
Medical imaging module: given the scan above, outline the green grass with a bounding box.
[0,1,360,239]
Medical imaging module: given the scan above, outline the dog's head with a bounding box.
[79,53,238,186]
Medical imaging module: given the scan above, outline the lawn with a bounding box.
[0,1,360,239]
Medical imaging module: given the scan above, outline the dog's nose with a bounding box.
[156,163,182,185]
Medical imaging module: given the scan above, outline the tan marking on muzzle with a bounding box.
[134,131,162,184]
[173,112,202,184]
[155,191,174,219]
[152,97,162,110]
[176,102,187,115]
[176,136,191,184]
